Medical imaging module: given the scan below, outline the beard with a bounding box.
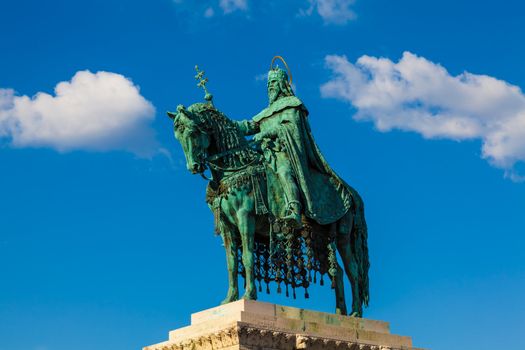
[268,87,280,104]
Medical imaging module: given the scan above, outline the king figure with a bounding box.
[238,58,354,230]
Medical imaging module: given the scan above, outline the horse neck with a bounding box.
[207,121,252,179]
[210,135,248,166]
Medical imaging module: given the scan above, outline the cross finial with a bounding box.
[195,65,213,104]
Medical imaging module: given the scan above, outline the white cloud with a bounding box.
[174,0,246,18]
[300,0,356,25]
[204,7,215,18]
[255,72,267,82]
[219,0,247,14]
[0,70,157,156]
[321,52,525,180]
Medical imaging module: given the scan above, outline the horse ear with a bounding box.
[167,111,177,120]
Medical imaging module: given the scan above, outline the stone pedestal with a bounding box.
[144,300,423,350]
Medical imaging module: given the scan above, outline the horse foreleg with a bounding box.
[335,262,348,315]
[237,209,257,300]
[220,226,239,304]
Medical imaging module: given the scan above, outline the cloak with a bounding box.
[253,96,358,225]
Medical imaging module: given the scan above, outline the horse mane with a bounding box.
[189,103,253,168]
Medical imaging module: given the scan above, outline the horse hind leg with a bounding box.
[347,254,363,317]
[334,262,348,315]
[336,212,363,317]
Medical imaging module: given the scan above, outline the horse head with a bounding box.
[168,104,210,174]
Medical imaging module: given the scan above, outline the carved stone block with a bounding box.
[144,300,424,350]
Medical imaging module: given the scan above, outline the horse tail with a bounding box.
[349,187,370,307]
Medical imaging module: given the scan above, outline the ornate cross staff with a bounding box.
[195,65,213,104]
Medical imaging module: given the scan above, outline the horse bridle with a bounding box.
[199,141,259,181]
[176,108,259,181]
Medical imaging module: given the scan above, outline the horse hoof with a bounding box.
[349,311,362,318]
[242,290,257,300]
[336,307,348,315]
[221,291,239,305]
[221,297,237,305]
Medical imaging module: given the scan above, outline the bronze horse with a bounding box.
[169,102,369,317]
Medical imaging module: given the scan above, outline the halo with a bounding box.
[270,55,293,85]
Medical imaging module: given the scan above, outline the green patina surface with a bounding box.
[168,59,370,317]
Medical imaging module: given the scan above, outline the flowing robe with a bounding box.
[253,96,355,225]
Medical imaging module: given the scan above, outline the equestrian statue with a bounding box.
[168,57,370,317]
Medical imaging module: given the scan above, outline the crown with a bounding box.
[268,67,289,82]
[268,56,292,85]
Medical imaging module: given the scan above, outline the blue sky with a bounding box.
[1,1,524,349]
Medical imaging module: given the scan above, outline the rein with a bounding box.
[207,157,258,172]
[206,140,255,162]
[202,140,259,174]
[197,143,262,193]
